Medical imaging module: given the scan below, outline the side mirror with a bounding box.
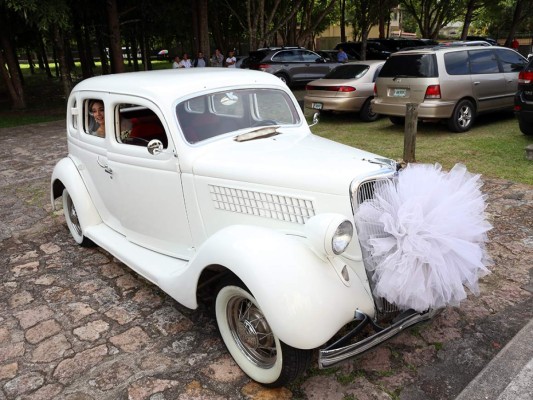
[147,139,164,155]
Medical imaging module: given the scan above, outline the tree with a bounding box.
[351,0,380,60]
[0,6,26,109]
[400,0,463,38]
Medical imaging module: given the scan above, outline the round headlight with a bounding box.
[332,220,354,255]
[305,214,354,257]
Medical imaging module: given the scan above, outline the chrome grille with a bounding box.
[354,178,400,315]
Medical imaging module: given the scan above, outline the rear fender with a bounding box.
[50,157,101,230]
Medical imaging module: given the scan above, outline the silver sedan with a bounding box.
[304,60,385,121]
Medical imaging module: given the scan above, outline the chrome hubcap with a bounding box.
[227,295,276,368]
[66,195,82,236]
[458,106,472,127]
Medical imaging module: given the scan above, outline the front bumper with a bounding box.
[318,308,440,368]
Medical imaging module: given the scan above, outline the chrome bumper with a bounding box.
[318,308,440,369]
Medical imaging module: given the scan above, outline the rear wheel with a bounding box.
[274,73,291,86]
[448,99,475,132]
[389,116,405,125]
[215,279,312,387]
[62,189,94,247]
[359,98,379,122]
[518,116,533,135]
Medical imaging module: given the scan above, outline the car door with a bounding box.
[468,49,507,112]
[105,96,194,259]
[301,50,331,81]
[70,94,122,233]
[495,48,528,108]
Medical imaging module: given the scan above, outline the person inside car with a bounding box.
[89,100,105,137]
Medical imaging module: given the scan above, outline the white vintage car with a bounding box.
[51,68,437,387]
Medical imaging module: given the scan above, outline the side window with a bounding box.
[116,104,168,148]
[84,99,105,138]
[495,48,527,72]
[302,51,320,62]
[444,51,470,75]
[468,49,499,74]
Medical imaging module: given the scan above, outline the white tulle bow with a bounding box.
[355,163,492,312]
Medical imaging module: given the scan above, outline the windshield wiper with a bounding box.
[234,126,280,142]
[393,75,410,81]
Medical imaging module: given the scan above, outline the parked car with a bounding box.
[369,38,437,52]
[466,35,498,46]
[247,46,338,86]
[372,45,528,132]
[50,68,440,387]
[335,41,392,60]
[304,60,385,121]
[515,55,533,135]
[234,55,249,69]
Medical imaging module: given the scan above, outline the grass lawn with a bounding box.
[1,67,532,185]
[310,111,533,185]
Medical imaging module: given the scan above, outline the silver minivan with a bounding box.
[372,45,528,132]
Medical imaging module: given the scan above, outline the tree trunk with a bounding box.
[96,27,110,75]
[505,0,524,47]
[38,33,53,78]
[106,0,124,73]
[460,0,478,40]
[196,0,210,60]
[340,0,346,42]
[53,26,73,99]
[0,33,26,109]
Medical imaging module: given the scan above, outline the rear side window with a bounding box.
[468,49,499,74]
[495,48,527,72]
[379,54,438,78]
[444,51,470,75]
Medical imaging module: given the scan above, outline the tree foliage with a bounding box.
[399,0,464,38]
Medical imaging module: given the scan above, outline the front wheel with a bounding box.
[448,99,475,132]
[215,279,312,387]
[62,189,94,247]
[389,116,405,125]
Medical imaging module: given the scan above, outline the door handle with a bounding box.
[473,81,480,85]
[97,157,113,176]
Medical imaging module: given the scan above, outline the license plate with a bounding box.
[393,88,407,97]
[312,102,323,110]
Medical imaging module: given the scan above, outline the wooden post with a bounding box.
[404,103,418,163]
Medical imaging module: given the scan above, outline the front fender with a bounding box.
[50,157,101,231]
[164,225,375,349]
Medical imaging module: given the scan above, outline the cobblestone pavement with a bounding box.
[1,121,532,400]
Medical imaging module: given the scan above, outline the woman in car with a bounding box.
[89,100,105,137]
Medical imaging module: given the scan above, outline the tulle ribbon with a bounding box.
[355,163,492,312]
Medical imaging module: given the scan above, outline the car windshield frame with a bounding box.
[176,88,301,144]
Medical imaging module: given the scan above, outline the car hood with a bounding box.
[191,132,394,195]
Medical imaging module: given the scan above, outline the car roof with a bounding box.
[391,44,504,55]
[72,69,288,104]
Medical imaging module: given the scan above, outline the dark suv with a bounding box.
[247,47,338,86]
[515,57,533,135]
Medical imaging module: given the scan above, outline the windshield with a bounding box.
[325,64,369,79]
[176,88,300,144]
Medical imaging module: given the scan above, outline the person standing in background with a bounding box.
[211,49,224,67]
[193,51,208,67]
[225,50,236,68]
[337,47,348,63]
[172,55,182,69]
[180,53,192,68]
